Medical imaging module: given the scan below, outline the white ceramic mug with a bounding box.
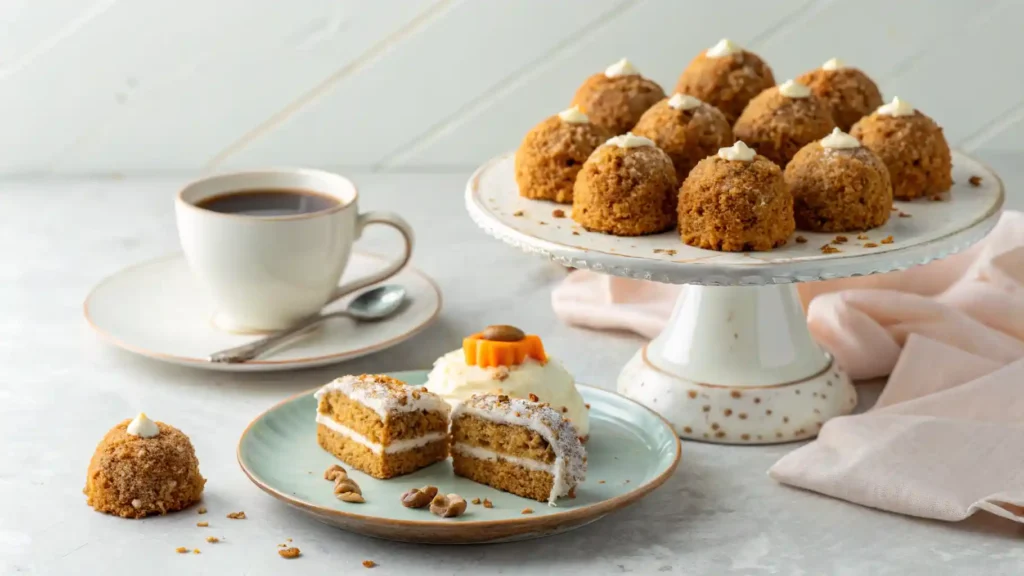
[175,169,413,333]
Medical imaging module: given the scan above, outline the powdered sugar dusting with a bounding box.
[314,374,450,420]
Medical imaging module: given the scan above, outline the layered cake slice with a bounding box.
[451,394,586,504]
[314,374,450,479]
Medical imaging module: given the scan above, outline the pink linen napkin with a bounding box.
[551,211,1024,523]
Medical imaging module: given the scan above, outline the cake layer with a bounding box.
[315,414,447,454]
[318,392,447,444]
[451,414,555,464]
[317,424,448,479]
[452,449,555,503]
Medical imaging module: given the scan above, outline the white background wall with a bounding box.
[2,0,1023,176]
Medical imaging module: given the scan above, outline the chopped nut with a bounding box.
[324,464,347,481]
[482,498,493,508]
[795,235,808,243]
[278,547,301,559]
[833,235,848,244]
[513,210,524,217]
[528,393,539,402]
[206,536,219,544]
[561,406,568,413]
[193,549,201,555]
[471,497,481,505]
[227,511,246,519]
[521,508,534,515]
[338,492,365,503]
[400,486,438,508]
[821,244,841,254]
[571,231,580,236]
[197,507,207,515]
[864,242,879,248]
[334,477,362,496]
[430,494,468,518]
[856,234,869,240]
[175,547,188,554]
[969,175,982,187]
[880,235,894,244]
[585,403,591,409]
[552,209,566,218]
[196,522,208,527]
[653,248,678,256]
[363,560,377,568]
[598,480,606,484]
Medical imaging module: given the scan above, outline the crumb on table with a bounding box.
[821,244,841,254]
[833,235,848,244]
[571,231,580,236]
[278,547,301,559]
[196,522,208,527]
[363,560,378,568]
[552,209,566,218]
[227,511,246,519]
[864,242,879,248]
[206,536,219,544]
[880,235,894,244]
[193,549,200,555]
[898,211,911,218]
[521,508,534,515]
[856,234,869,240]
[513,210,524,217]
[795,235,808,244]
[175,547,188,554]
[969,175,983,187]
[471,498,481,505]
[598,480,606,484]
[483,498,493,509]
[197,507,207,515]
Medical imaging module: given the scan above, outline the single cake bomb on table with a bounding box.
[850,96,953,200]
[572,133,678,236]
[84,413,205,519]
[679,141,795,251]
[796,58,883,132]
[785,127,893,232]
[632,93,734,182]
[514,106,611,204]
[570,58,665,135]
[733,79,836,168]
[674,38,776,125]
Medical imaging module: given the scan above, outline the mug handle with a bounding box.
[330,211,415,301]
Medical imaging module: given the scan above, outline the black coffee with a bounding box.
[196,189,340,217]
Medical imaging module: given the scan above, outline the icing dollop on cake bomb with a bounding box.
[631,93,734,182]
[674,38,776,125]
[678,141,795,251]
[572,133,678,236]
[84,413,205,518]
[732,79,836,168]
[514,106,611,204]
[785,128,892,232]
[570,58,666,135]
[850,97,953,200]
[426,325,589,439]
[795,58,883,132]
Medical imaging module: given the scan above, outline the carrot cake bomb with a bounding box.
[570,58,665,135]
[572,133,678,236]
[632,93,733,182]
[850,97,953,200]
[796,58,883,132]
[733,80,836,168]
[674,38,775,125]
[785,128,892,232]
[514,106,611,204]
[314,374,450,479]
[679,141,795,251]
[426,324,589,440]
[84,413,205,519]
[450,394,586,504]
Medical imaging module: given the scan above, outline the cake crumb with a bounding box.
[880,235,894,244]
[864,242,879,248]
[833,235,848,244]
[363,560,377,568]
[795,235,808,243]
[528,393,539,402]
[585,403,591,409]
[471,497,481,505]
[821,244,841,254]
[175,547,188,554]
[891,205,899,211]
[227,511,246,519]
[898,211,911,218]
[197,522,208,527]
[278,547,301,559]
[538,221,547,226]
[969,175,982,187]
[278,544,287,548]
[483,499,493,508]
[653,248,677,256]
[286,538,292,542]
[206,536,219,544]
[571,231,580,236]
[193,549,201,555]
[513,210,524,217]
[856,234,869,240]
[552,209,566,218]
[598,480,606,484]
[521,508,534,515]
[197,507,207,515]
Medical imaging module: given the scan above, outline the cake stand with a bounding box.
[465,151,1004,444]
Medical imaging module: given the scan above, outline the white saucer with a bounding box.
[84,252,442,372]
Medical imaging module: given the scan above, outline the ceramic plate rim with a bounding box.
[236,378,682,530]
[82,252,443,368]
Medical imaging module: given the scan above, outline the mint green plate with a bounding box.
[238,371,681,544]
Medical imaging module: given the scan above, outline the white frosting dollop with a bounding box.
[820,127,861,149]
[877,96,915,117]
[822,57,845,71]
[706,38,741,58]
[668,93,702,111]
[604,58,639,78]
[718,141,756,162]
[778,79,811,98]
[605,132,655,149]
[426,350,590,438]
[126,412,159,438]
[557,106,589,124]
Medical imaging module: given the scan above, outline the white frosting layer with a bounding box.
[718,141,756,162]
[558,106,589,124]
[316,414,447,454]
[668,93,702,111]
[707,38,741,58]
[778,79,811,98]
[605,132,655,150]
[821,127,860,149]
[126,413,158,438]
[426,351,589,438]
[452,443,554,473]
[313,375,449,420]
[877,96,915,117]
[604,58,639,78]
[822,57,845,71]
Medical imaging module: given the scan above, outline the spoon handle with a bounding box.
[208,311,349,364]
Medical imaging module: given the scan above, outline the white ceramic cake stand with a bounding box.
[465,152,1003,444]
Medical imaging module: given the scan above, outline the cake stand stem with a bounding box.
[617,284,856,444]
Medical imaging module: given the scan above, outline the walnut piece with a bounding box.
[430,493,468,518]
[226,511,246,519]
[333,477,362,496]
[324,464,347,481]
[278,547,301,559]
[400,485,438,508]
[337,492,365,503]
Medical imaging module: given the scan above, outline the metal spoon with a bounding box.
[208,285,407,364]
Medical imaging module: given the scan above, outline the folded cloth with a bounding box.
[551,211,1024,523]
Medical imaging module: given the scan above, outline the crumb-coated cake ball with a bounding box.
[632,93,733,182]
[679,141,794,251]
[515,106,612,203]
[571,58,665,135]
[850,97,952,200]
[84,413,205,519]
[573,133,678,236]
[785,128,892,232]
[796,58,883,132]
[733,80,836,168]
[675,38,775,125]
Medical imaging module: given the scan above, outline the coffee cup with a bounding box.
[175,168,413,333]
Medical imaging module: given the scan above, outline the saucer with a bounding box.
[84,253,442,372]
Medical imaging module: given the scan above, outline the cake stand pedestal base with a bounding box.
[617,284,856,444]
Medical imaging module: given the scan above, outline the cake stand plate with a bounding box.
[466,151,1003,444]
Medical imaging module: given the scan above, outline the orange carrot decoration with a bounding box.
[463,325,547,367]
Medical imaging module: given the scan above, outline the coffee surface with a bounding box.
[195,189,339,216]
